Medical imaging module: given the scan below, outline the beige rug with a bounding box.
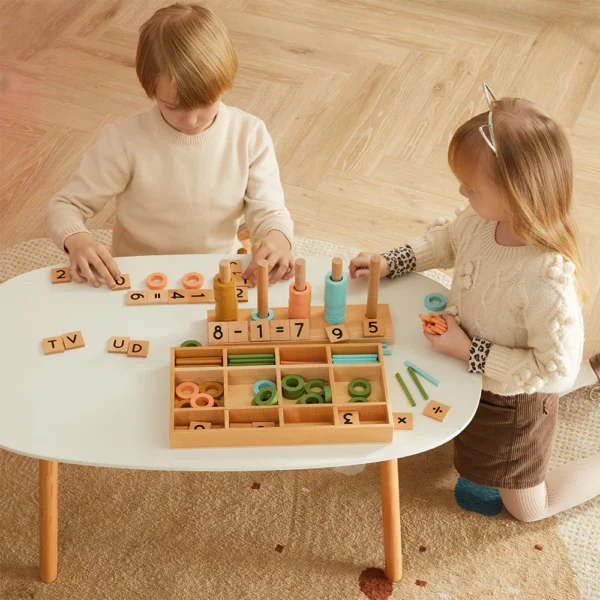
[1,233,599,600]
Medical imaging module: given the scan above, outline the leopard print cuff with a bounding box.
[469,337,492,374]
[382,245,416,279]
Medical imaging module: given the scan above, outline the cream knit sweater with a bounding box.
[46,103,294,256]
[410,207,584,396]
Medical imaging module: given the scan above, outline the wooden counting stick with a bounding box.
[51,267,71,284]
[366,255,381,319]
[331,257,343,282]
[257,259,270,319]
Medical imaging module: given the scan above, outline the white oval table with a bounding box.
[0,254,481,584]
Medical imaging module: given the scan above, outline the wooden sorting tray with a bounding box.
[170,343,394,448]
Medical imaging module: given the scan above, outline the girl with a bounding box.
[351,84,600,522]
[46,3,294,287]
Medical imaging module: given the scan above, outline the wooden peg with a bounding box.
[62,331,85,350]
[43,337,65,355]
[331,257,343,282]
[257,259,269,319]
[295,258,306,292]
[366,255,381,319]
[108,336,130,354]
[219,259,231,284]
[51,267,71,284]
[127,340,150,358]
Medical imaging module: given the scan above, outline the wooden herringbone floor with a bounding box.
[1,0,599,352]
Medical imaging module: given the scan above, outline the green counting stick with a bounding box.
[407,367,429,400]
[404,360,440,387]
[395,372,416,407]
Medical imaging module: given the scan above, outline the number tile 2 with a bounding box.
[325,324,350,344]
[51,267,71,284]
[208,322,229,345]
[423,400,451,422]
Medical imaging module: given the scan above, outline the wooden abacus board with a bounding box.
[206,304,394,346]
[170,343,394,448]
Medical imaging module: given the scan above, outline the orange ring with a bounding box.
[146,272,168,290]
[176,382,199,400]
[190,393,215,408]
[182,272,204,289]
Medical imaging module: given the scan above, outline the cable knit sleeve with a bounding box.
[407,206,475,272]
[46,123,131,252]
[482,258,581,394]
[243,120,294,246]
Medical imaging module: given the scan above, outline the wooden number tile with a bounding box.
[230,423,253,428]
[51,267,71,284]
[252,422,275,428]
[229,259,243,273]
[43,337,65,355]
[337,410,359,426]
[289,319,310,340]
[228,321,249,344]
[127,340,150,358]
[127,290,148,305]
[270,320,290,341]
[108,336,130,354]
[236,287,249,303]
[423,400,451,422]
[188,289,215,304]
[235,273,255,287]
[189,421,212,431]
[111,274,131,290]
[325,324,350,344]
[62,331,85,350]
[167,289,189,304]
[250,320,271,342]
[393,412,413,430]
[363,318,385,338]
[147,290,168,304]
[208,322,229,345]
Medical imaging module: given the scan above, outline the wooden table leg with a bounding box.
[379,459,402,581]
[39,460,58,583]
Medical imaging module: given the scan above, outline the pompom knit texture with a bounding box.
[45,103,294,257]
[392,207,583,396]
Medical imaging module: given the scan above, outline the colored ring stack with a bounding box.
[324,271,348,324]
[214,271,238,321]
[282,375,305,400]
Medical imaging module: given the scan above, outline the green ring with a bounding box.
[251,387,279,406]
[348,378,371,398]
[282,374,306,400]
[349,397,369,403]
[180,340,203,347]
[323,386,332,404]
[304,379,328,396]
[296,393,325,404]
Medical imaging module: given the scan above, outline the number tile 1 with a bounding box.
[325,324,350,344]
[208,322,229,345]
[393,412,413,430]
[250,321,271,342]
[188,289,215,304]
[423,400,451,422]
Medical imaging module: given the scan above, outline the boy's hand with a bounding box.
[349,252,390,279]
[423,315,471,362]
[242,230,294,284]
[64,232,121,288]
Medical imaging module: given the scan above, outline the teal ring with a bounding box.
[251,308,275,321]
[424,293,447,312]
[253,379,276,395]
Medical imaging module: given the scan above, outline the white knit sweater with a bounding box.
[46,103,294,257]
[410,207,584,396]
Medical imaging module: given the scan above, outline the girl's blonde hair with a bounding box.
[448,97,588,302]
[136,3,237,108]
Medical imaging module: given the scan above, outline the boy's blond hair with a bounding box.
[136,3,237,108]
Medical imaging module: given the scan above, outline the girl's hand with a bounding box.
[423,315,471,362]
[64,232,121,288]
[349,252,390,279]
[242,230,294,284]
